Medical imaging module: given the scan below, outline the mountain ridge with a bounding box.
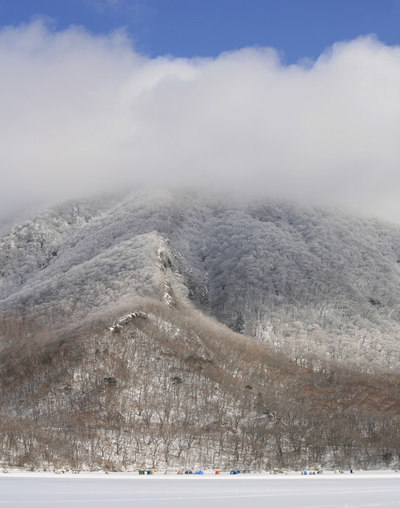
[2,190,400,470]
[2,188,400,371]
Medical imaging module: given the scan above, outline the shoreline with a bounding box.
[1,470,399,480]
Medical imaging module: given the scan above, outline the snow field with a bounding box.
[1,472,400,508]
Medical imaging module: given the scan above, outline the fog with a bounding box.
[1,20,400,221]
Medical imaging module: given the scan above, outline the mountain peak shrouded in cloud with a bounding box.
[1,20,400,221]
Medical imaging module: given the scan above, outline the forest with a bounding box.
[0,300,400,471]
[1,189,400,470]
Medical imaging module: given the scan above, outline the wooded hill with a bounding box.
[2,189,400,371]
[1,189,400,470]
[1,300,400,471]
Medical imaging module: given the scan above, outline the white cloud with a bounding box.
[1,20,400,221]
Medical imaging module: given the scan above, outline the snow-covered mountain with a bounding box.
[2,188,400,471]
[2,188,400,371]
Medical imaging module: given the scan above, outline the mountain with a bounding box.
[2,188,400,371]
[2,188,400,471]
[1,299,400,471]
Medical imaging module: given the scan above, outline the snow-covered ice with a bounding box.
[1,471,400,507]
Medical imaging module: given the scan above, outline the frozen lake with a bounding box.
[1,472,400,507]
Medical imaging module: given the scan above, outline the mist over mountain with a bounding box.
[2,21,400,222]
[2,188,400,372]
[3,6,400,475]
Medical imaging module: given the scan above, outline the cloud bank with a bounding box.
[1,20,400,221]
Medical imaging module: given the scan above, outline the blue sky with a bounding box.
[1,0,400,62]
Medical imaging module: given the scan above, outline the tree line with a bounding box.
[0,301,399,471]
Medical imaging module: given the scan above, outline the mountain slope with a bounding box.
[2,188,400,370]
[1,300,400,471]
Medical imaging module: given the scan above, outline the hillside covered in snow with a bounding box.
[2,188,400,471]
[1,299,400,471]
[2,188,400,371]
